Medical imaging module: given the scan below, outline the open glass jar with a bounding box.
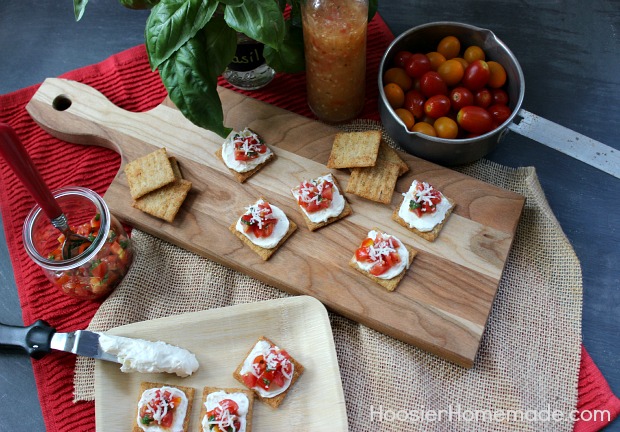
[22,186,134,301]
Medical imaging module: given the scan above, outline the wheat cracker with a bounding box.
[326,130,382,169]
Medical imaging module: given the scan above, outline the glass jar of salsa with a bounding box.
[302,0,369,123]
[22,186,134,301]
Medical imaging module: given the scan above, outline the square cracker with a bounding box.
[291,174,352,231]
[346,158,401,204]
[199,387,255,432]
[326,130,382,169]
[133,381,195,432]
[392,195,456,242]
[232,336,305,409]
[377,140,409,176]
[229,202,297,261]
[349,232,417,292]
[124,147,176,200]
[132,157,192,223]
[215,147,276,183]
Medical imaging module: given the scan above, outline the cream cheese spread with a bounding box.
[202,390,249,432]
[98,334,199,377]
[136,386,189,432]
[354,230,409,279]
[291,174,345,223]
[222,128,273,173]
[398,180,452,232]
[235,199,289,249]
[239,339,294,398]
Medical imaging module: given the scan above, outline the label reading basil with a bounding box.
[227,43,266,72]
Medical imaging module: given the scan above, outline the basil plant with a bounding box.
[74,0,378,138]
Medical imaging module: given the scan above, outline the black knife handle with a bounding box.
[0,320,56,359]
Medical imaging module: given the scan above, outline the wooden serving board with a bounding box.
[26,78,525,368]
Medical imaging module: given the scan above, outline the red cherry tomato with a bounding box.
[474,88,493,108]
[424,95,451,119]
[462,60,490,92]
[393,51,413,69]
[404,53,432,78]
[403,89,426,119]
[488,104,512,125]
[449,87,474,111]
[491,88,509,105]
[419,71,448,97]
[457,106,495,134]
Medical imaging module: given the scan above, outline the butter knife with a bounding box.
[0,319,118,363]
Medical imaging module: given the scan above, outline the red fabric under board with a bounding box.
[0,13,617,432]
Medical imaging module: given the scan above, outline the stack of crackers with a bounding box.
[326,130,409,204]
[124,148,192,223]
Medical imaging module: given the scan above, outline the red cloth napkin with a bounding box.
[0,13,617,432]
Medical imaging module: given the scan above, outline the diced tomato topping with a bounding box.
[240,201,278,238]
[354,232,402,276]
[244,345,293,393]
[296,178,335,213]
[232,131,268,161]
[242,372,258,389]
[409,181,443,217]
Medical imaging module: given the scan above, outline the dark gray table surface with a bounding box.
[1,1,619,431]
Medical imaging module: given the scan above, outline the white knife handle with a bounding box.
[0,320,55,359]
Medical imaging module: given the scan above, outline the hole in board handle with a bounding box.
[52,95,72,111]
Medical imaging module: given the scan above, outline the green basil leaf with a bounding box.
[368,0,379,21]
[223,1,285,49]
[203,15,238,75]
[119,0,161,10]
[74,0,88,21]
[146,0,219,70]
[159,30,232,138]
[263,24,305,73]
[218,0,244,5]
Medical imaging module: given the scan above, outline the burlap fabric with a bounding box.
[74,121,582,431]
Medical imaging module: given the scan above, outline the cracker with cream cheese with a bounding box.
[349,228,417,292]
[232,336,304,409]
[216,128,275,183]
[230,198,297,261]
[392,180,455,242]
[133,381,194,432]
[200,387,254,432]
[291,173,352,231]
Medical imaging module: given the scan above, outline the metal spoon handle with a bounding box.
[0,122,64,221]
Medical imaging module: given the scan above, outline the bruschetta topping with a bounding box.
[354,230,409,279]
[232,129,268,161]
[206,398,243,431]
[240,200,278,238]
[398,180,453,233]
[240,340,294,398]
[138,387,187,430]
[407,180,443,217]
[297,177,334,212]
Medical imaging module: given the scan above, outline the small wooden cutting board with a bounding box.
[26,78,524,368]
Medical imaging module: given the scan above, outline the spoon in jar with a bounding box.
[0,122,90,259]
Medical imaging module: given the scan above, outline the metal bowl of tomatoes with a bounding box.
[378,21,525,166]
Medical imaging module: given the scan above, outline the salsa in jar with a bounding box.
[23,186,134,301]
[302,0,368,123]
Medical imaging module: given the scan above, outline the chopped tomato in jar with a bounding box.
[297,178,334,213]
[408,181,443,217]
[47,213,133,300]
[232,131,268,161]
[139,389,181,428]
[354,233,402,276]
[240,201,278,238]
[242,347,293,393]
[206,398,242,431]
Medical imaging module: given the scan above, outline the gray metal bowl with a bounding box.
[379,22,525,166]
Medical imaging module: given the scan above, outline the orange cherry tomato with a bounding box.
[394,108,415,130]
[463,45,486,63]
[383,67,412,91]
[426,51,446,71]
[412,122,437,137]
[383,83,405,108]
[434,116,459,139]
[487,61,507,88]
[437,59,465,87]
[437,35,461,59]
[452,57,469,70]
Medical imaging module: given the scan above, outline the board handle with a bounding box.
[25,78,138,153]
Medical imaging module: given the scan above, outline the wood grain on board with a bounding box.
[26,78,525,367]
